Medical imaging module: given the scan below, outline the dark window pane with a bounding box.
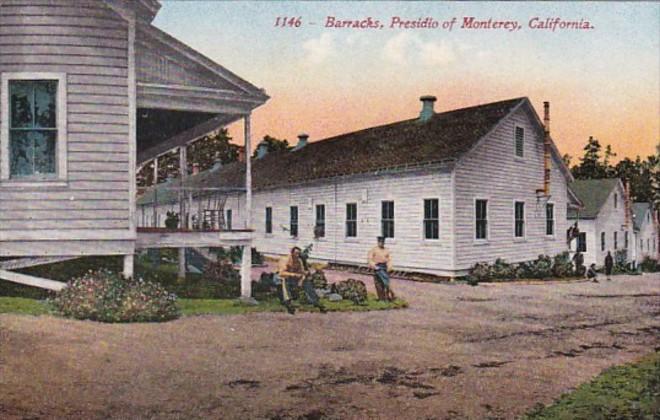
[9,81,34,128]
[33,131,56,175]
[515,127,524,157]
[34,81,57,128]
[9,131,34,177]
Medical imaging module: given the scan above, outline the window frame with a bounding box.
[345,202,357,238]
[613,231,618,250]
[315,204,325,238]
[475,198,489,241]
[423,198,440,240]
[514,200,525,239]
[381,200,395,239]
[289,205,298,238]
[1,72,68,185]
[577,232,587,252]
[225,209,232,231]
[514,125,524,158]
[545,202,555,236]
[265,206,273,235]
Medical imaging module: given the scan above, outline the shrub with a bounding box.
[51,270,179,323]
[641,257,658,273]
[525,255,553,279]
[470,262,491,282]
[552,252,574,277]
[332,278,368,305]
[200,258,241,298]
[165,211,179,229]
[491,258,515,280]
[308,270,328,289]
[209,246,264,265]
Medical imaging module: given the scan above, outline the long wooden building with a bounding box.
[139,96,582,277]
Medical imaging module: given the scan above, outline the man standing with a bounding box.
[368,236,396,301]
[277,246,326,314]
[604,251,614,281]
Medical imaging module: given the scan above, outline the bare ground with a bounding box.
[1,271,658,420]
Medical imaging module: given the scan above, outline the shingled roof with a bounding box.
[567,178,621,219]
[632,202,651,231]
[138,97,533,205]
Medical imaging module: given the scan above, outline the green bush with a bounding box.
[51,270,179,322]
[199,258,241,298]
[640,256,658,273]
[468,252,580,282]
[308,270,329,289]
[332,278,368,305]
[552,252,573,277]
[209,246,264,265]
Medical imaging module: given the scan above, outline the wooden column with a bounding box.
[123,254,134,279]
[178,146,187,279]
[240,113,253,299]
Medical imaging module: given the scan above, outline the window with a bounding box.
[601,232,606,251]
[423,199,439,239]
[515,126,524,157]
[514,201,525,237]
[290,206,298,237]
[625,231,629,249]
[346,203,357,238]
[577,232,587,252]
[546,203,554,235]
[2,74,67,181]
[226,209,232,230]
[381,201,394,238]
[475,199,488,240]
[614,231,618,249]
[640,238,644,251]
[614,193,618,209]
[265,207,272,234]
[315,204,325,238]
[647,239,650,252]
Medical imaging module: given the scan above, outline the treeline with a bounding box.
[564,136,659,206]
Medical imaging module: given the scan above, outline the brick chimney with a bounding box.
[293,133,309,151]
[419,95,437,122]
[192,163,200,175]
[237,146,245,163]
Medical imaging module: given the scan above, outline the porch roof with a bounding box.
[134,20,268,164]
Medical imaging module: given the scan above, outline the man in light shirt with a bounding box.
[367,236,396,301]
[277,246,326,314]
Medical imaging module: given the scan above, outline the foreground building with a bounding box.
[567,179,635,267]
[0,0,267,294]
[140,96,582,277]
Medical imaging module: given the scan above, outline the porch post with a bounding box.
[123,254,134,279]
[240,113,253,299]
[178,146,187,280]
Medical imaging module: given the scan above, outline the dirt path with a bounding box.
[1,273,658,419]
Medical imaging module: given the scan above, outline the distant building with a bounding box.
[139,96,582,277]
[568,179,635,267]
[633,202,659,262]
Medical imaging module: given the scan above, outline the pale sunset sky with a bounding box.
[155,1,659,162]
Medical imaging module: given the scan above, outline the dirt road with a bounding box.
[1,272,658,419]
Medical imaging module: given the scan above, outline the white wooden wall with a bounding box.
[453,106,571,271]
[589,183,635,267]
[636,208,658,261]
[0,1,133,256]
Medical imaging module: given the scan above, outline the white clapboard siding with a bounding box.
[196,168,455,275]
[0,199,128,211]
[0,1,132,247]
[453,106,571,269]
[0,34,128,49]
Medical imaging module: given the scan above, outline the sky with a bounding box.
[154,1,659,163]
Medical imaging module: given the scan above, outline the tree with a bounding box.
[136,128,239,188]
[252,135,291,157]
[571,136,608,179]
[603,144,618,177]
[562,153,572,168]
[187,128,238,172]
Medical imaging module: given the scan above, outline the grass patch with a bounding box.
[0,294,408,318]
[179,294,407,316]
[525,351,660,419]
[0,297,51,315]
